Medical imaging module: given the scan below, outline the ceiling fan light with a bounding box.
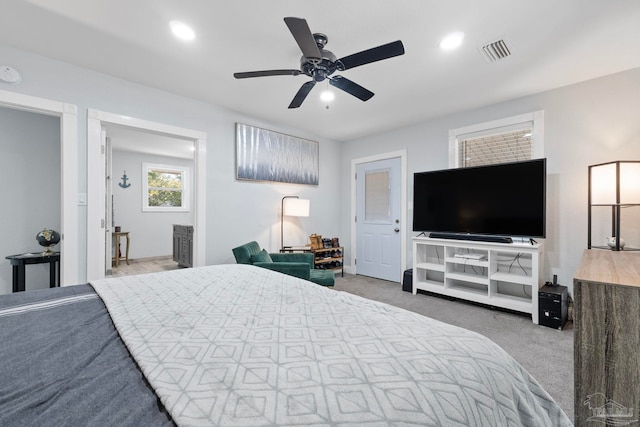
[170,20,195,41]
[440,32,464,51]
[320,90,334,102]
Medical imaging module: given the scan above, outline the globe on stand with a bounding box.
[36,228,61,255]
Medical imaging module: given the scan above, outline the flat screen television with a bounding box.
[413,158,546,239]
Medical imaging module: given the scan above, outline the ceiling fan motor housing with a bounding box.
[301,49,338,82]
[299,32,339,82]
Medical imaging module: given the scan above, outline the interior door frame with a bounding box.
[0,89,78,286]
[103,132,112,275]
[350,149,407,279]
[86,109,206,281]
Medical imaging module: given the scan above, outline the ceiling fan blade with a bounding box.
[284,17,322,61]
[329,76,374,101]
[337,40,405,71]
[288,81,316,109]
[234,69,301,79]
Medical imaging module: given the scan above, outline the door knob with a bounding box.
[394,228,400,233]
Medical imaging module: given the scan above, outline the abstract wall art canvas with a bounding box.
[236,123,319,185]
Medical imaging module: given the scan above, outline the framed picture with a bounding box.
[235,123,319,185]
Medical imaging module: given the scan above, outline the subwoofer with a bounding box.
[539,284,567,329]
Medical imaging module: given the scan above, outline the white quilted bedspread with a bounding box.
[91,264,571,426]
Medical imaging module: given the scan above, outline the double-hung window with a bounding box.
[142,163,190,212]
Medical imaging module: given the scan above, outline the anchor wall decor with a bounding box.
[118,171,131,188]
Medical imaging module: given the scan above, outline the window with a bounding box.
[459,128,532,167]
[449,111,544,168]
[365,169,391,222]
[142,163,190,212]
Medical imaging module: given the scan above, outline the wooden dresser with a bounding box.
[574,249,640,425]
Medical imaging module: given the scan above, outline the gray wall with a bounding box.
[2,39,638,297]
[341,67,640,294]
[0,43,343,289]
[0,106,61,294]
[112,149,194,260]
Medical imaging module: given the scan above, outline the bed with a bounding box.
[0,264,571,426]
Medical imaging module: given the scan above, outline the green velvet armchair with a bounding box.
[231,241,334,287]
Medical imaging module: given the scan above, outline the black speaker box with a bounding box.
[402,269,413,292]
[539,284,568,330]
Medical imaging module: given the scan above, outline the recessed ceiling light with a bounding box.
[170,20,195,41]
[440,32,464,51]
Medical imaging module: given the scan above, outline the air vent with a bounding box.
[481,39,511,62]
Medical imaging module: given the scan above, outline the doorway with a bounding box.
[351,150,407,282]
[104,125,196,277]
[0,89,78,289]
[86,109,206,281]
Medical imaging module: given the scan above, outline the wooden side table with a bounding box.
[112,231,130,267]
[5,252,60,292]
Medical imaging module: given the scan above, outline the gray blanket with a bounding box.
[0,284,174,426]
[91,264,571,426]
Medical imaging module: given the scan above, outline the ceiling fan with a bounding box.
[233,17,405,109]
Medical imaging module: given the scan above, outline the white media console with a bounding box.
[413,236,544,324]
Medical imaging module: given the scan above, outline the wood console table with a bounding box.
[5,252,60,292]
[112,231,130,267]
[574,249,640,425]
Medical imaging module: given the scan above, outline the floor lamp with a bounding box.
[281,196,310,251]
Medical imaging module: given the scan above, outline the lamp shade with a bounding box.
[283,197,310,217]
[588,160,640,251]
[590,161,640,205]
[620,162,640,204]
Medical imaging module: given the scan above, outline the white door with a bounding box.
[104,133,113,275]
[92,126,108,281]
[356,158,402,281]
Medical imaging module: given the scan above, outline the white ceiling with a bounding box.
[2,0,640,142]
[106,125,194,160]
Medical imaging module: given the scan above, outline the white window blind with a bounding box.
[459,128,532,167]
[448,111,544,169]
